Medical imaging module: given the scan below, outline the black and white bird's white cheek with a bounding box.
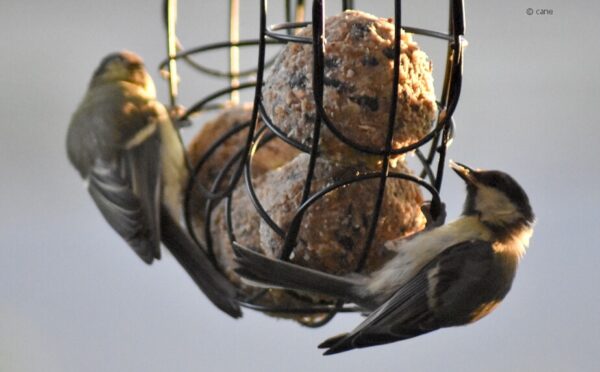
[475,185,522,225]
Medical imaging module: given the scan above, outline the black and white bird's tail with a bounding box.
[233,244,363,303]
[160,207,242,319]
[318,334,353,354]
[318,331,413,355]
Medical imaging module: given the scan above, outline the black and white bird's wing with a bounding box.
[320,240,502,355]
[88,129,162,264]
[319,263,436,355]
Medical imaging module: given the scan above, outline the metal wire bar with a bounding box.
[164,0,193,174]
[158,39,280,79]
[162,0,466,324]
[165,0,179,108]
[266,26,312,44]
[416,148,436,184]
[279,0,326,262]
[229,0,240,104]
[294,0,305,23]
[201,145,246,261]
[354,0,402,273]
[271,21,313,32]
[257,101,311,153]
[219,0,269,255]
[183,122,248,258]
[183,121,247,206]
[281,173,442,236]
[181,82,256,121]
[242,131,287,238]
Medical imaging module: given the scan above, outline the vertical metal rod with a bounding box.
[432,0,465,195]
[355,0,401,273]
[434,123,451,193]
[419,0,465,185]
[438,0,456,125]
[166,0,179,108]
[342,0,354,11]
[285,0,292,23]
[229,0,240,105]
[165,0,191,174]
[285,0,305,33]
[280,0,324,262]
[443,0,466,122]
[295,0,305,22]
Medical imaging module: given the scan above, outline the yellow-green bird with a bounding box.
[67,51,241,318]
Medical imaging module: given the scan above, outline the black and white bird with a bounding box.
[234,161,534,353]
[67,51,241,318]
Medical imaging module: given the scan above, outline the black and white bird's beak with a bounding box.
[449,160,477,184]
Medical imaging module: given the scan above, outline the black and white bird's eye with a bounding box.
[487,174,498,186]
[477,172,504,189]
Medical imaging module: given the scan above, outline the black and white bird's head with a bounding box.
[90,51,155,95]
[450,161,535,238]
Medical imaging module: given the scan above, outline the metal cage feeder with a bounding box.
[159,0,466,327]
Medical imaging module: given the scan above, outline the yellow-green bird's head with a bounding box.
[90,50,156,96]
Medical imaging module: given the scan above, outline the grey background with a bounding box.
[2,1,599,371]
